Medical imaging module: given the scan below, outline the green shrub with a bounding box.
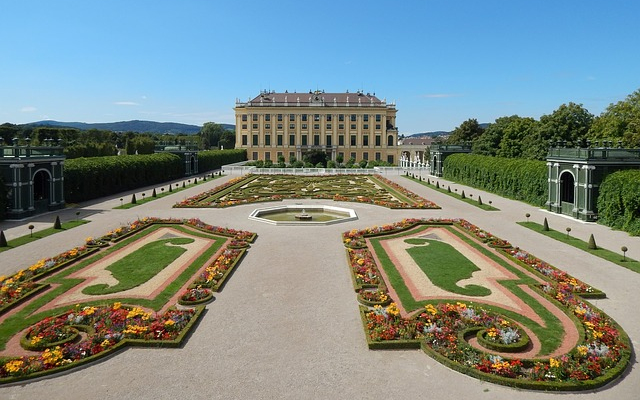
[197,149,246,172]
[64,153,182,203]
[597,170,640,235]
[443,154,547,206]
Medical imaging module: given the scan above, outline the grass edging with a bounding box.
[517,221,640,274]
[0,220,90,253]
[403,175,499,211]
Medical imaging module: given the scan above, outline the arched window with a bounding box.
[33,170,51,201]
[387,135,394,146]
[560,171,574,204]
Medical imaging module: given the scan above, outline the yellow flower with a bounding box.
[83,306,96,315]
[424,304,438,316]
[42,346,64,366]
[164,319,175,326]
[123,324,148,335]
[386,303,400,316]
[101,339,111,348]
[112,302,122,310]
[30,335,42,346]
[549,358,561,368]
[576,345,588,357]
[4,359,24,374]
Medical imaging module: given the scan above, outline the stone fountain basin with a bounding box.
[248,204,358,226]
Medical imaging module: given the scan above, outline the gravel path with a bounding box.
[0,172,638,400]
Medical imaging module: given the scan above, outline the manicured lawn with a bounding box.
[367,224,567,354]
[0,220,89,253]
[114,175,221,209]
[404,238,491,296]
[518,221,640,274]
[82,237,194,295]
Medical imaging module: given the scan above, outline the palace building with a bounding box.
[234,90,399,164]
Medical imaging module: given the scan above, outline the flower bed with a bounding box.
[357,289,392,307]
[0,246,96,313]
[0,217,256,384]
[178,287,214,305]
[173,174,440,209]
[191,248,246,291]
[1,303,204,383]
[346,219,631,391]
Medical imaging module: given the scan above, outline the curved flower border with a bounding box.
[344,219,631,391]
[1,303,203,383]
[0,218,256,384]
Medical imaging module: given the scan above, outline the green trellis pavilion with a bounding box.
[546,143,640,221]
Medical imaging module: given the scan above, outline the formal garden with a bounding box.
[0,172,635,392]
[0,217,256,383]
[173,174,439,209]
[344,218,631,391]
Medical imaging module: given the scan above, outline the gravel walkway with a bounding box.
[0,172,638,400]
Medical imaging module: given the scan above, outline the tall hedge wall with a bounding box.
[198,149,246,172]
[443,154,548,206]
[597,170,640,235]
[64,153,183,203]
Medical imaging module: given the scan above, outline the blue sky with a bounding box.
[1,0,639,134]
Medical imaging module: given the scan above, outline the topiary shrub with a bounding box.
[53,215,62,229]
[588,234,597,250]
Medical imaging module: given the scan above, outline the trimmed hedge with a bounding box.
[443,153,547,206]
[198,149,246,172]
[597,169,640,235]
[64,153,183,203]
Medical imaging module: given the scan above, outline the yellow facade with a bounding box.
[234,90,399,164]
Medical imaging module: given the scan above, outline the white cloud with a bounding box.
[20,106,37,112]
[114,101,140,106]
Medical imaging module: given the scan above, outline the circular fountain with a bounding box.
[249,205,357,226]
[295,209,313,221]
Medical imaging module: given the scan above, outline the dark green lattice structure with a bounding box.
[546,145,640,221]
[1,141,66,219]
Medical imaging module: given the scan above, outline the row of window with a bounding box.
[252,151,394,164]
[242,113,384,123]
[242,123,383,131]
[242,134,395,147]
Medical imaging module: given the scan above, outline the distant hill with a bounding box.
[27,120,234,134]
[407,131,450,137]
[406,123,490,138]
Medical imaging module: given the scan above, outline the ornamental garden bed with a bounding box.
[0,218,256,384]
[343,218,631,391]
[173,174,440,209]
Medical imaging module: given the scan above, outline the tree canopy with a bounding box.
[588,89,640,147]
